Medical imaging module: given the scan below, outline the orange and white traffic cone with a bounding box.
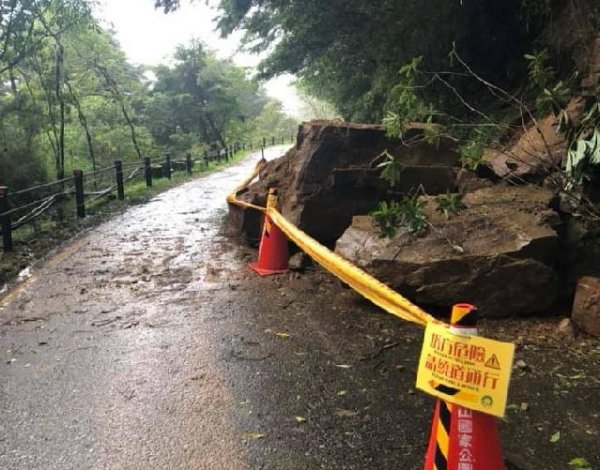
[423,303,504,470]
[249,187,289,276]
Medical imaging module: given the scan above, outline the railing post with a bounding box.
[186,153,192,175]
[0,186,13,252]
[204,151,209,168]
[115,160,125,200]
[249,141,253,150]
[73,169,86,218]
[261,147,265,160]
[144,157,153,187]
[164,153,172,179]
[263,136,266,148]
[271,136,275,146]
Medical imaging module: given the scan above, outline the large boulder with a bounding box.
[229,120,460,245]
[579,35,600,93]
[572,276,600,338]
[481,100,583,184]
[483,117,561,183]
[335,185,561,317]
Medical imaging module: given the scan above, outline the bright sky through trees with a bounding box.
[94,0,300,116]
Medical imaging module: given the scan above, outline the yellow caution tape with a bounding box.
[226,194,266,212]
[227,171,438,327]
[231,167,263,195]
[267,208,436,326]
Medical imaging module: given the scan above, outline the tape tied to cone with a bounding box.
[248,187,289,276]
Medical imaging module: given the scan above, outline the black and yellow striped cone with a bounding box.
[423,303,504,470]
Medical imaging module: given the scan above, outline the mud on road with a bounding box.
[0,149,599,470]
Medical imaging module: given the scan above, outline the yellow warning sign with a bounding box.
[416,322,515,418]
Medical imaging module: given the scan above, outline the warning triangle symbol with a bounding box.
[485,353,501,370]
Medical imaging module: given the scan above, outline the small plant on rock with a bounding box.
[398,196,428,232]
[370,197,427,238]
[436,192,466,218]
[370,200,402,238]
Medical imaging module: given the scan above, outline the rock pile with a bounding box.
[228,120,458,245]
[229,119,600,332]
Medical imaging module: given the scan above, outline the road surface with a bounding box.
[2,148,598,470]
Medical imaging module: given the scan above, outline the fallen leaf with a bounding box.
[242,432,265,441]
[452,245,464,254]
[334,364,352,369]
[569,457,591,469]
[515,359,528,370]
[550,431,561,443]
[335,409,359,418]
[336,390,347,396]
[274,332,290,339]
[294,416,306,423]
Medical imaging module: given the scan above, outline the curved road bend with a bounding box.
[0,146,433,470]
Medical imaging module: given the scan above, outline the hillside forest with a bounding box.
[158,0,600,200]
[0,0,298,191]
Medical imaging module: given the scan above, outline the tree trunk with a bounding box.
[66,80,97,183]
[55,41,65,180]
[95,63,143,161]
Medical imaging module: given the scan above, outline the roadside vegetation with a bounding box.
[0,0,298,193]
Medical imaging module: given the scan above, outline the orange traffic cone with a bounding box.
[423,304,504,470]
[249,188,289,276]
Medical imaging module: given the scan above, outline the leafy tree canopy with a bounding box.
[155,0,599,122]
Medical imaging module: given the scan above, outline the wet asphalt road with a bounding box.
[0,147,436,470]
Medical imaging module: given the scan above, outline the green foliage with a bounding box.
[0,3,296,191]
[370,197,427,238]
[383,57,437,137]
[436,192,466,218]
[455,114,514,171]
[375,151,403,187]
[251,99,298,142]
[145,42,292,153]
[398,197,428,232]
[180,0,539,122]
[458,140,486,170]
[525,49,576,116]
[370,201,402,238]
[559,93,600,185]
